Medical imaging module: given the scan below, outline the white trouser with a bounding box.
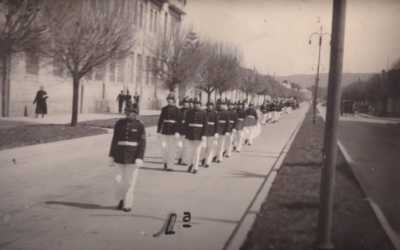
[224,132,235,156]
[160,134,177,169]
[287,107,292,114]
[272,111,278,122]
[177,135,189,164]
[261,113,268,124]
[246,126,255,144]
[114,163,139,209]
[186,140,203,171]
[216,135,226,161]
[233,130,244,152]
[202,137,217,165]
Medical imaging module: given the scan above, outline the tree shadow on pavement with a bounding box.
[45,201,116,210]
[229,170,268,179]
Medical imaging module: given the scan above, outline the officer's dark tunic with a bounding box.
[204,109,220,136]
[125,94,132,106]
[33,90,48,114]
[260,104,267,114]
[184,108,208,141]
[227,108,238,132]
[157,105,182,135]
[245,108,258,126]
[216,108,230,135]
[109,118,146,164]
[178,107,190,135]
[236,108,247,130]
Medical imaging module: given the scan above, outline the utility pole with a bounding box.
[313,0,347,249]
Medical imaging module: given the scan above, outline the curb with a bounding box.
[223,115,305,250]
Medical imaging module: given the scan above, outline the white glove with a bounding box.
[157,133,161,139]
[175,133,180,138]
[108,157,114,167]
[201,136,206,142]
[135,159,143,167]
[214,133,219,139]
[225,132,230,136]
[202,141,207,148]
[232,129,237,133]
[177,141,183,148]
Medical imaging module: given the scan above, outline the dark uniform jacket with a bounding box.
[204,109,220,137]
[260,104,267,114]
[270,103,277,112]
[117,94,125,103]
[157,105,182,135]
[245,108,258,126]
[236,108,247,130]
[216,108,230,135]
[125,94,132,106]
[227,109,238,132]
[178,107,190,135]
[109,118,146,164]
[184,108,208,141]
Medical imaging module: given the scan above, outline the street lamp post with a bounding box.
[309,26,331,124]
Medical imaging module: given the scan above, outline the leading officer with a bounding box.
[109,103,146,212]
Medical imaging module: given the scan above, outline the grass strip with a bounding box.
[79,115,159,128]
[0,125,107,150]
[240,107,394,250]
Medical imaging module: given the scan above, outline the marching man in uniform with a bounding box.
[224,100,238,158]
[214,98,230,163]
[233,100,246,152]
[184,97,208,174]
[116,90,125,114]
[200,99,219,168]
[244,101,258,146]
[109,103,146,212]
[177,97,190,165]
[260,100,268,125]
[157,93,182,171]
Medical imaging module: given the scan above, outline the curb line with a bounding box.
[223,115,305,250]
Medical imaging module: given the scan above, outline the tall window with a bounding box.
[95,65,104,81]
[164,12,168,34]
[136,54,142,85]
[109,60,116,82]
[53,58,63,77]
[150,9,153,32]
[134,1,138,25]
[26,53,39,75]
[128,53,135,84]
[146,56,150,85]
[139,3,143,28]
[152,57,157,85]
[117,59,124,83]
[154,11,158,33]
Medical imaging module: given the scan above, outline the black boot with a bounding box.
[188,164,193,172]
[212,156,217,162]
[223,151,226,157]
[117,200,124,210]
[205,164,210,168]
[244,139,248,144]
[164,163,167,170]
[201,158,206,166]
[177,158,182,165]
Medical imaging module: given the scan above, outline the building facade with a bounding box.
[2,0,186,117]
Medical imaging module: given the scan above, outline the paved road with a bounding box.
[318,106,400,235]
[0,105,307,250]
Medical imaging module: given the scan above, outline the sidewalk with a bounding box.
[0,110,160,126]
[0,105,307,250]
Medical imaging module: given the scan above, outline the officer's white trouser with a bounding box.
[177,135,189,164]
[202,137,217,165]
[114,163,139,209]
[261,113,268,124]
[233,130,244,152]
[224,132,235,156]
[216,135,226,161]
[287,107,292,114]
[186,140,203,171]
[272,111,278,122]
[245,126,255,144]
[160,134,177,169]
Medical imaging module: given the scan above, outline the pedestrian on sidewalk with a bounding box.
[244,101,258,146]
[116,90,125,114]
[33,86,48,118]
[157,93,182,171]
[233,100,246,152]
[200,99,219,168]
[109,102,146,213]
[214,99,230,163]
[184,97,208,174]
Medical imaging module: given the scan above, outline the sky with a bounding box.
[182,0,400,76]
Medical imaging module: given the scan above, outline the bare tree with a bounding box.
[0,0,48,116]
[41,0,136,126]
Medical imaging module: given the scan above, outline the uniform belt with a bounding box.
[182,120,185,123]
[229,120,234,123]
[118,141,138,146]
[219,120,226,123]
[207,122,215,125]
[247,115,255,118]
[189,123,203,127]
[164,120,176,123]
[238,118,244,121]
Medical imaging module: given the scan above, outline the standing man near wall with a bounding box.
[116,90,125,114]
[125,90,132,107]
[108,103,146,212]
[157,93,182,171]
[33,86,49,118]
[133,92,141,115]
[184,97,208,174]
[213,99,230,163]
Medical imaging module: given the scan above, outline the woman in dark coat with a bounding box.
[33,86,48,118]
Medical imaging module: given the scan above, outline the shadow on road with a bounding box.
[229,170,267,179]
[45,201,116,210]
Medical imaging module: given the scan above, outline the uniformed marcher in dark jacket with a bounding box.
[177,97,191,165]
[214,98,230,163]
[125,90,132,107]
[184,97,208,174]
[260,100,268,125]
[270,100,278,123]
[244,102,258,146]
[200,99,220,168]
[157,93,182,171]
[233,100,247,152]
[225,100,238,157]
[116,90,125,113]
[109,102,146,213]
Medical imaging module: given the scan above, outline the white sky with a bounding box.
[182,0,400,76]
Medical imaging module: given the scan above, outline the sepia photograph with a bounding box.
[0,0,399,249]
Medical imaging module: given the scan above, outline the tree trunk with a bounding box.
[1,55,10,117]
[71,76,80,126]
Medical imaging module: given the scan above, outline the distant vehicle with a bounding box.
[340,100,355,116]
[321,101,327,107]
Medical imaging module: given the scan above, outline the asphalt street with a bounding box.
[0,104,307,250]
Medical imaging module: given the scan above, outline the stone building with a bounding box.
[1,0,186,117]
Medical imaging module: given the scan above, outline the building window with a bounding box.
[95,65,104,81]
[26,53,39,75]
[53,58,63,77]
[136,54,142,85]
[109,60,115,82]
[128,53,135,84]
[164,12,168,34]
[150,9,153,32]
[134,1,138,25]
[146,56,150,85]
[154,11,158,34]
[117,59,124,83]
[152,57,157,85]
[139,3,143,28]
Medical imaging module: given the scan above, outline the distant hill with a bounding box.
[274,73,377,89]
